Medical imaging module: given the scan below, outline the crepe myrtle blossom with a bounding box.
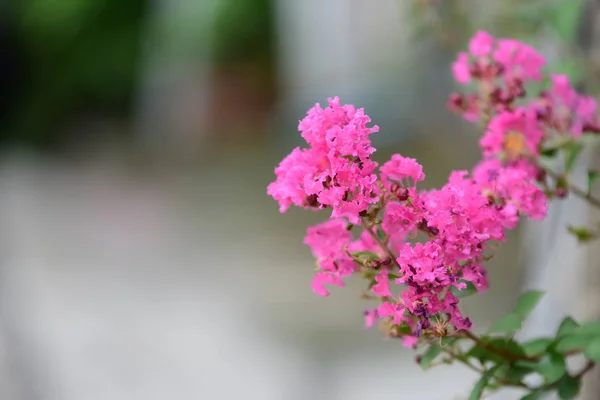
[268,93,549,341]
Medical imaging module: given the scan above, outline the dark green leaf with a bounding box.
[520,392,542,400]
[469,365,500,400]
[522,338,553,357]
[557,317,579,338]
[451,280,478,298]
[567,226,598,243]
[506,364,535,384]
[583,337,600,363]
[540,147,559,158]
[536,352,566,384]
[487,338,526,356]
[488,313,522,334]
[557,374,581,400]
[492,362,511,380]
[513,291,545,321]
[564,141,584,171]
[587,170,599,195]
[420,344,442,370]
[555,333,594,353]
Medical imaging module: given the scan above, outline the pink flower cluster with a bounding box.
[269,99,549,344]
[268,31,597,345]
[267,97,379,224]
[449,30,600,138]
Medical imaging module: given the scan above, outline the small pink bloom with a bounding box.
[402,335,418,348]
[469,31,495,57]
[452,52,471,84]
[364,309,378,328]
[311,272,344,297]
[372,270,393,297]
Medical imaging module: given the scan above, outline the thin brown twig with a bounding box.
[544,168,600,209]
[459,330,538,362]
[442,347,530,390]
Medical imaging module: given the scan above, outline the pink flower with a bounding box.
[267,147,324,213]
[480,109,544,159]
[493,39,545,82]
[268,97,381,222]
[534,74,600,137]
[304,219,351,260]
[452,52,471,84]
[311,272,344,296]
[380,155,425,188]
[364,309,378,328]
[382,201,421,237]
[469,31,495,57]
[402,335,418,348]
[377,301,405,325]
[372,270,393,297]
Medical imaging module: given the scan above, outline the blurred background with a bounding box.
[0,0,598,399]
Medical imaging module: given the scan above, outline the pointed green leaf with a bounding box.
[513,290,545,320]
[555,333,594,353]
[420,344,442,371]
[520,392,542,400]
[584,337,600,363]
[565,141,584,171]
[556,317,579,338]
[557,374,581,400]
[536,352,566,384]
[578,321,600,335]
[567,226,598,243]
[469,365,500,400]
[522,338,553,357]
[488,313,522,334]
[351,251,379,260]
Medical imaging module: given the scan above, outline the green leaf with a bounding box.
[520,392,542,400]
[555,333,595,353]
[556,317,579,338]
[577,321,600,335]
[351,251,379,260]
[522,338,553,357]
[540,147,559,158]
[488,313,522,334]
[557,374,581,400]
[536,352,566,384]
[567,226,598,243]
[420,344,442,370]
[547,0,584,42]
[583,337,600,363]
[469,365,500,400]
[492,362,511,380]
[376,226,386,240]
[513,291,545,321]
[451,280,478,298]
[564,141,584,171]
[587,170,599,195]
[506,364,535,384]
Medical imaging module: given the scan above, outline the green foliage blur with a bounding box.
[2,0,275,150]
[5,0,147,149]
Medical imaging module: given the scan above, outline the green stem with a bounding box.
[544,167,600,209]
